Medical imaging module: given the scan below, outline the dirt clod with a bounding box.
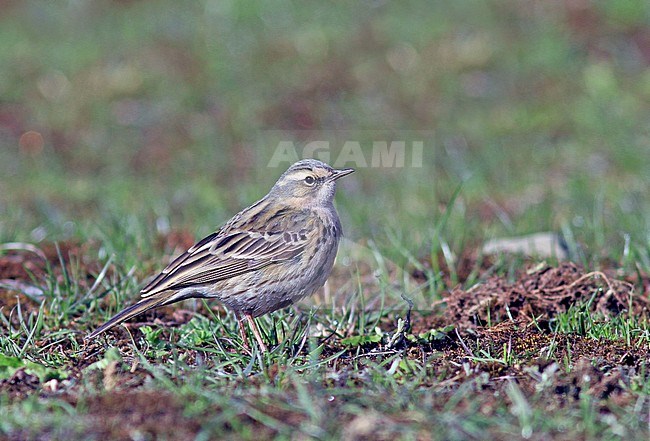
[443,262,647,328]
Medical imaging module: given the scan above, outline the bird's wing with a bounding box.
[140,221,310,297]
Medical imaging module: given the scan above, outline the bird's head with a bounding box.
[269,159,354,207]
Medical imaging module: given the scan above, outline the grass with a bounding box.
[2,0,650,439]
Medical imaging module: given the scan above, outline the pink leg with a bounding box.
[245,314,268,353]
[237,315,251,351]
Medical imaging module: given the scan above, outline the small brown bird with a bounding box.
[88,159,354,351]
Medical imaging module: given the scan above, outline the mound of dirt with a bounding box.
[442,262,648,328]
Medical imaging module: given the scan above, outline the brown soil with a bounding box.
[81,391,201,440]
[442,261,648,328]
[0,368,40,400]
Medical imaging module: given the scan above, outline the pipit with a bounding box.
[87,159,354,352]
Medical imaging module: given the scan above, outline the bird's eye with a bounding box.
[304,176,316,186]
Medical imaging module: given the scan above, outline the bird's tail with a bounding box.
[86,291,177,339]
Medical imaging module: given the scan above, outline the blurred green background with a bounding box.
[1,0,649,263]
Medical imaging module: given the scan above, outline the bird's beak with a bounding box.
[329,168,355,181]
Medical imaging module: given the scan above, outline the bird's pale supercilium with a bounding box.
[87,159,354,352]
